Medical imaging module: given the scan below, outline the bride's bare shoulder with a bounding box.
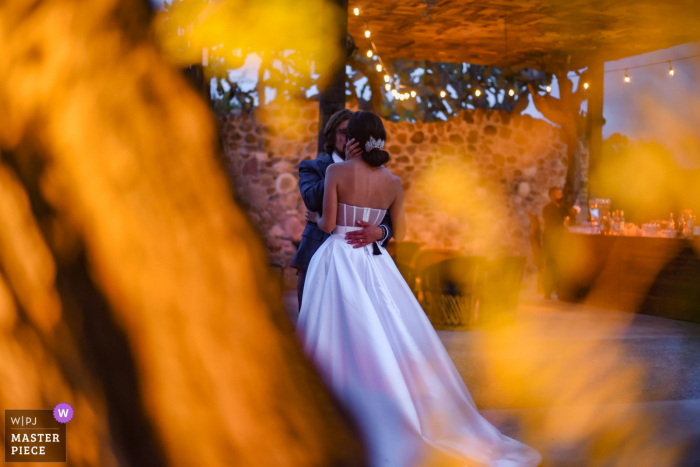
[326,161,350,174]
[381,166,402,182]
[379,167,403,193]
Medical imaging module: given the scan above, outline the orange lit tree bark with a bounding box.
[347,55,384,112]
[0,1,365,466]
[528,70,588,208]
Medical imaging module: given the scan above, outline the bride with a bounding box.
[295,111,541,467]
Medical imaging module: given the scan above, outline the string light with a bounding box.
[475,89,481,97]
[410,90,416,97]
[546,85,551,93]
[364,29,371,38]
[624,70,630,82]
[440,90,447,98]
[353,7,360,15]
[669,62,675,76]
[376,64,382,72]
[384,75,390,82]
[508,89,515,96]
[603,53,700,75]
[366,50,373,58]
[583,82,589,89]
[385,83,391,91]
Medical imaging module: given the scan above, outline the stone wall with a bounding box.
[219,102,571,286]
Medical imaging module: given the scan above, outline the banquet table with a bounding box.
[557,233,700,323]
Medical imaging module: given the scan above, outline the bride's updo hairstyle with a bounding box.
[347,110,390,167]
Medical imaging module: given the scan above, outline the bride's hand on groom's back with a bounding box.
[305,210,319,223]
[345,139,362,160]
[345,221,383,248]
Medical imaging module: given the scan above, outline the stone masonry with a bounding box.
[219,102,571,287]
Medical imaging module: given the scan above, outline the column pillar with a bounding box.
[587,60,605,198]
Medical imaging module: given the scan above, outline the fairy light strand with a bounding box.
[358,7,700,90]
[604,53,700,73]
[356,8,454,100]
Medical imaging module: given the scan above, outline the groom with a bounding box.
[291,109,393,307]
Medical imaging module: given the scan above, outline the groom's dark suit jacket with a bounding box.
[290,153,394,272]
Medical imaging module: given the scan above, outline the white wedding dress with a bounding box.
[296,203,541,467]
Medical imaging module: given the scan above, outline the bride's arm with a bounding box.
[317,165,340,233]
[389,177,406,242]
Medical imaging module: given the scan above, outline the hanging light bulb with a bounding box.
[353,7,360,15]
[583,82,589,89]
[475,89,481,97]
[366,50,373,58]
[376,64,382,72]
[364,29,370,38]
[410,90,416,97]
[624,70,630,82]
[669,62,675,76]
[440,90,447,98]
[385,83,391,91]
[391,89,398,98]
[384,75,390,82]
[508,89,515,96]
[546,85,551,93]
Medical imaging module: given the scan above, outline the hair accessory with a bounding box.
[365,135,385,152]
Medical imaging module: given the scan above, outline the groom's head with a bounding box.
[323,109,353,159]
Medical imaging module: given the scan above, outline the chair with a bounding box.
[412,249,462,277]
[412,249,463,302]
[478,256,527,325]
[387,241,423,265]
[419,257,486,328]
[395,261,417,293]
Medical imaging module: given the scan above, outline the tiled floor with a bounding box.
[284,289,700,466]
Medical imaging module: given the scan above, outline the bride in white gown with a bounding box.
[295,111,541,467]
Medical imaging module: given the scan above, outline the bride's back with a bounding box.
[333,158,399,227]
[319,110,406,241]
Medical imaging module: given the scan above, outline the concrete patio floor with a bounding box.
[283,288,700,466]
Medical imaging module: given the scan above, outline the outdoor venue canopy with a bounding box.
[347,1,700,70]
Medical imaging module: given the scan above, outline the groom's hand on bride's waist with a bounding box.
[345,221,383,248]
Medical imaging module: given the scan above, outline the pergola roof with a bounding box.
[348,1,700,71]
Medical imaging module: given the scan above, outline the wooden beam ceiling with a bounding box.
[348,1,700,71]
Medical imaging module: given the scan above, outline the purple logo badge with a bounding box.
[53,403,73,423]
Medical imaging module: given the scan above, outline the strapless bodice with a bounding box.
[336,202,387,227]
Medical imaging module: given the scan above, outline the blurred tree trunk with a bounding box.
[317,0,349,156]
[0,1,365,466]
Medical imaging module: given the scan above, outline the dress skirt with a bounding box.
[296,231,541,467]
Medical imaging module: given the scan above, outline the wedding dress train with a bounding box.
[296,204,541,467]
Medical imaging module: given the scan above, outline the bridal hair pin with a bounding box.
[365,136,385,152]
